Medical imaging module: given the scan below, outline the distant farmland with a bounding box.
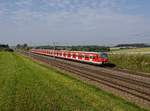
[109,54,150,73]
[0,52,148,111]
[110,47,150,55]
[109,47,150,73]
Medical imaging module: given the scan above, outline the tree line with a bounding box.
[0,44,13,52]
[115,43,150,48]
[35,45,110,52]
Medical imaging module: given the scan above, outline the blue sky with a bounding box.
[0,0,150,45]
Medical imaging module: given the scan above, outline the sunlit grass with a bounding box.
[110,47,150,53]
[0,52,148,111]
[109,54,150,73]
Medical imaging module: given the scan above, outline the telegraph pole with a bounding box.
[53,42,56,59]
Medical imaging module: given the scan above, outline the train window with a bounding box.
[73,53,76,58]
[101,53,108,58]
[78,55,82,58]
[90,56,93,59]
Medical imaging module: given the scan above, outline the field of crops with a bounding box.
[109,54,150,73]
[0,52,148,111]
[110,47,150,54]
[109,48,150,73]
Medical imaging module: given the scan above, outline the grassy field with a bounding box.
[110,47,150,54]
[109,54,150,73]
[109,47,150,73]
[0,52,148,111]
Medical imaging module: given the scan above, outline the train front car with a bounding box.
[99,52,109,64]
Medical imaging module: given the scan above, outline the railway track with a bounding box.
[21,51,150,109]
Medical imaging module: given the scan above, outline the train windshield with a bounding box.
[100,53,108,58]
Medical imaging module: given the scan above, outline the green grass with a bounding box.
[110,47,150,54]
[0,52,148,111]
[109,54,150,73]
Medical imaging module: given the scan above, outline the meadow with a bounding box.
[0,52,148,111]
[109,47,150,73]
[110,47,150,54]
[109,54,150,73]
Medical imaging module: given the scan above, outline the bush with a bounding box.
[0,48,14,52]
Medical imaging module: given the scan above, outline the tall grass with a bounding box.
[109,54,150,73]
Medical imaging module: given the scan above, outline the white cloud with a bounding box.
[0,0,150,45]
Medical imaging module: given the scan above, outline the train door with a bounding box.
[68,52,71,58]
[92,54,98,62]
[63,52,66,58]
[73,52,76,59]
[85,54,90,61]
[78,53,82,60]
[94,54,99,62]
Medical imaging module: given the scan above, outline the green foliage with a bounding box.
[0,52,148,111]
[35,45,110,52]
[16,44,30,50]
[115,43,150,48]
[109,54,150,73]
[0,44,13,52]
[70,45,110,52]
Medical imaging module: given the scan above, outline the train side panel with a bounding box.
[31,49,108,64]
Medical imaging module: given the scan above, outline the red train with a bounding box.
[31,49,109,64]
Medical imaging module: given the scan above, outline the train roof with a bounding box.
[31,49,107,54]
